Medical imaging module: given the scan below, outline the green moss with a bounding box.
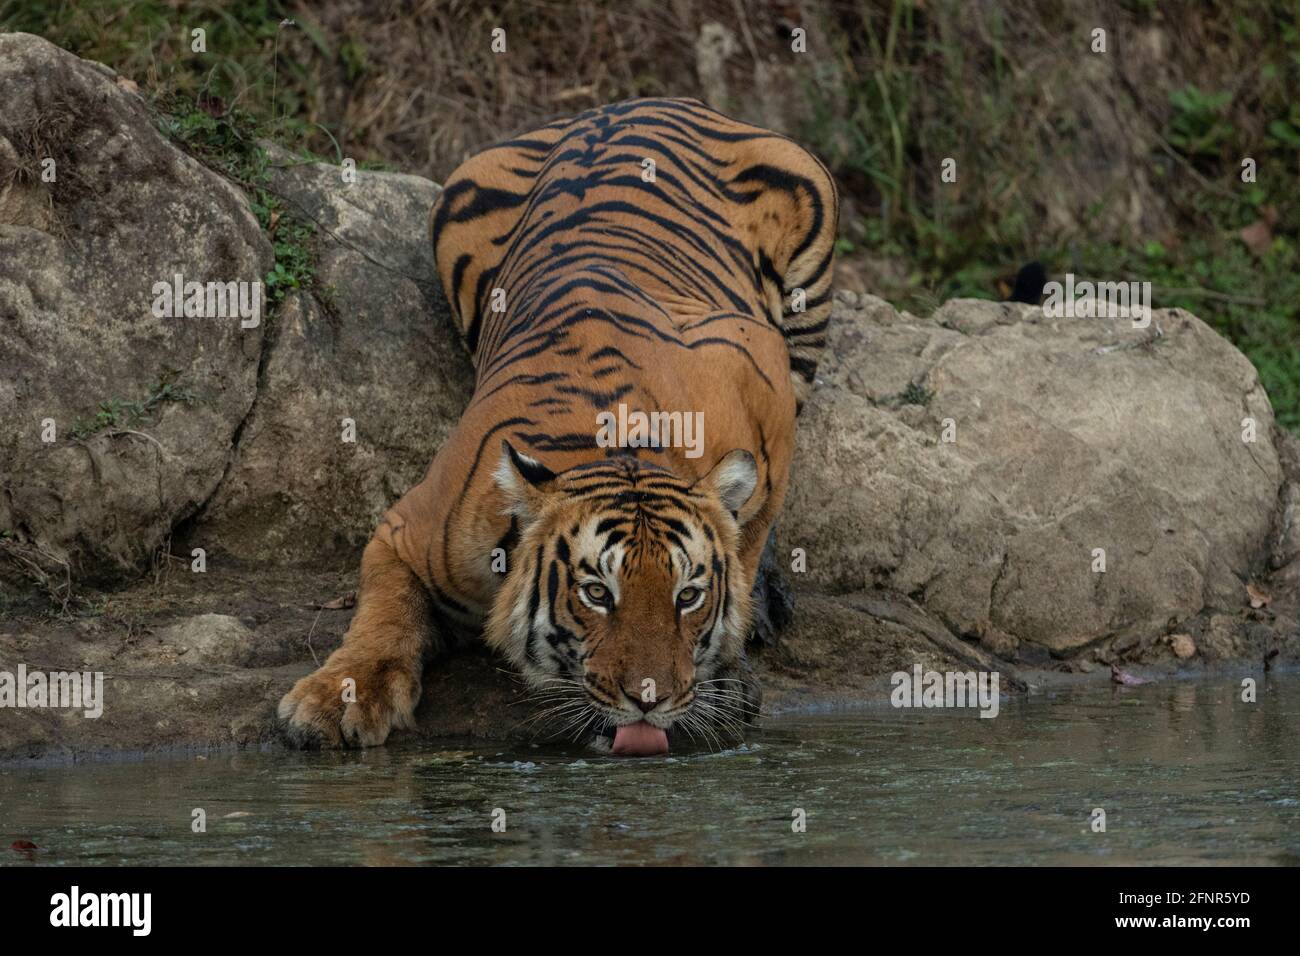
[875,381,934,408]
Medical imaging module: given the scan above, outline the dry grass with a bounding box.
[8,2,1292,242]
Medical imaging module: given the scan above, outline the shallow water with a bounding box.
[3,675,1299,866]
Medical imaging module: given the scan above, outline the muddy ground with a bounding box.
[2,561,1288,765]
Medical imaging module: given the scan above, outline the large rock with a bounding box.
[0,33,271,585]
[781,293,1285,656]
[187,148,474,563]
[0,32,475,585]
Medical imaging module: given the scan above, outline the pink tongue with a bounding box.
[611,721,669,756]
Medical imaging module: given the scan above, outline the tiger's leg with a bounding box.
[712,645,763,728]
[709,519,782,728]
[278,535,431,748]
[748,526,795,648]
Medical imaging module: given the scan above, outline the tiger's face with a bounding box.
[486,442,761,752]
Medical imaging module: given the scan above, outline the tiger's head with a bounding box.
[486,441,761,754]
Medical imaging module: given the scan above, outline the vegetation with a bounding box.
[155,96,317,310]
[799,3,1300,429]
[3,0,1296,428]
[70,373,198,441]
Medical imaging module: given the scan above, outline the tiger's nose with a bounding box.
[624,687,661,713]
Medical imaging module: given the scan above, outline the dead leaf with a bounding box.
[10,840,38,851]
[1169,633,1196,659]
[1110,664,1150,686]
[317,592,356,610]
[1239,205,1279,257]
[1246,583,1272,609]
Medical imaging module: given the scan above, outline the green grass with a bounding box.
[0,0,307,132]
[799,1,1300,431]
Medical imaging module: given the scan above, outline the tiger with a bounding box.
[278,97,838,754]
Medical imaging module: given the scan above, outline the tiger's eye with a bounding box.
[582,583,610,604]
[677,587,701,608]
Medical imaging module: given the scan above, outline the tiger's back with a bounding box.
[432,97,837,405]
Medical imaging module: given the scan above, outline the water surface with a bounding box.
[3,676,1298,865]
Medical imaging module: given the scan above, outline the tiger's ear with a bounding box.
[697,449,758,516]
[494,440,558,521]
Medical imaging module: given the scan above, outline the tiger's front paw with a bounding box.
[277,653,421,749]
